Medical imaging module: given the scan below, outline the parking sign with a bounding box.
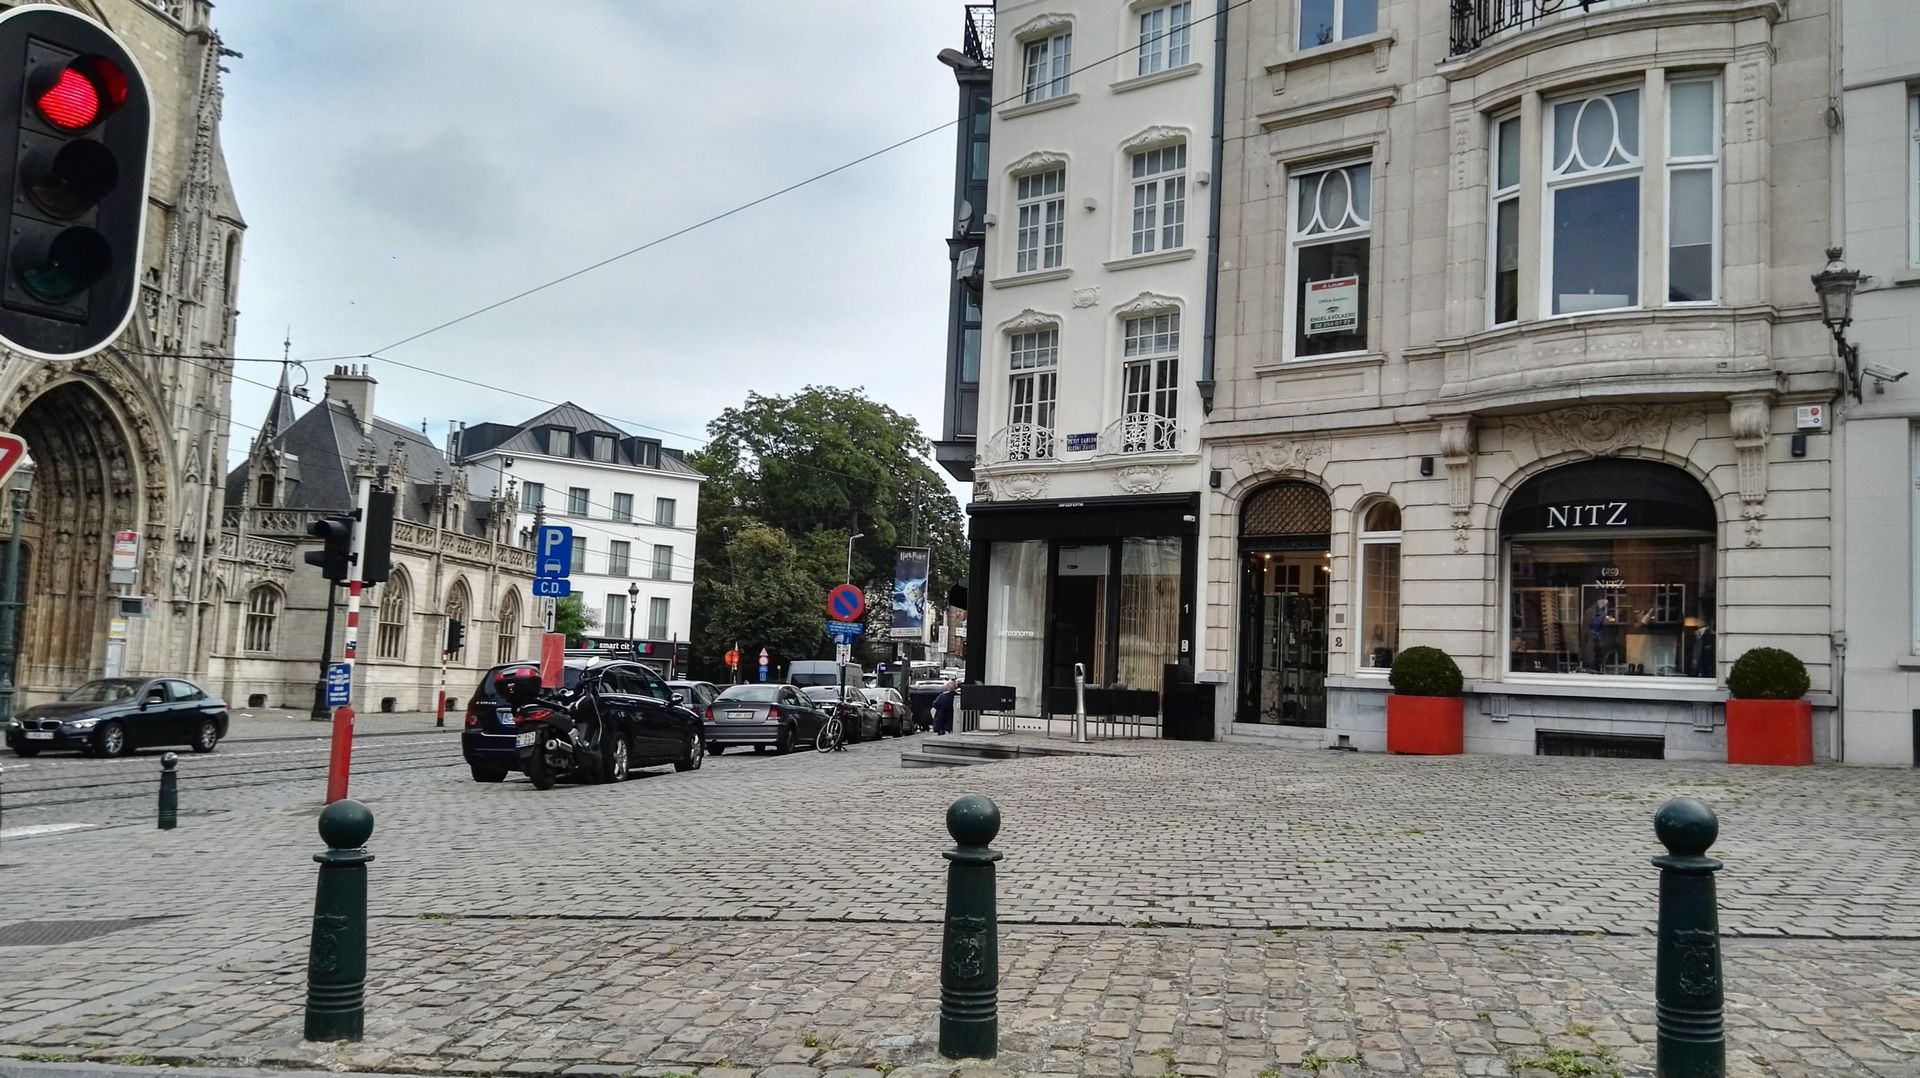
[535,525,573,578]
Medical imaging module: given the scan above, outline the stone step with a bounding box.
[899,750,995,769]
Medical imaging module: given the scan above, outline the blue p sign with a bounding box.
[536,525,574,578]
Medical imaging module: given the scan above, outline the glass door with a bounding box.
[1238,550,1329,727]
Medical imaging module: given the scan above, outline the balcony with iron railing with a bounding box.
[964,5,995,66]
[1448,0,1651,57]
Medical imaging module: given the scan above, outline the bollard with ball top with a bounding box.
[1652,796,1726,1078]
[305,798,375,1042]
[157,752,178,830]
[939,793,1003,1059]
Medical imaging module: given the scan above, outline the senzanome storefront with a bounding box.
[963,493,1198,723]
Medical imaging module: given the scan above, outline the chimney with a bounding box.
[324,364,377,436]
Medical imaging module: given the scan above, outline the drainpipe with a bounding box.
[1197,0,1229,415]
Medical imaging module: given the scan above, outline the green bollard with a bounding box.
[304,798,375,1042]
[157,752,178,830]
[939,793,1002,1059]
[1652,797,1725,1078]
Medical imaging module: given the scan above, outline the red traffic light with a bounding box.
[30,56,128,132]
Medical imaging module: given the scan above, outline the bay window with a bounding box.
[1288,160,1371,359]
[1548,86,1642,315]
[1357,502,1401,670]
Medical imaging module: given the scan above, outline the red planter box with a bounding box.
[1386,694,1464,755]
[1725,698,1813,765]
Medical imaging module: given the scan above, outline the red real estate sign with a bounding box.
[0,432,26,489]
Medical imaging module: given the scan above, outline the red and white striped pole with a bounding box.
[325,467,373,804]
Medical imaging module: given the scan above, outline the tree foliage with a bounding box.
[689,386,968,679]
[552,594,596,647]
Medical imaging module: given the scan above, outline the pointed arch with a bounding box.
[445,576,473,666]
[376,566,412,661]
[495,588,523,665]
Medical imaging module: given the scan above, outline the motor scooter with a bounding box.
[492,666,613,790]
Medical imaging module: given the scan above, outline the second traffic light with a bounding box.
[0,6,151,360]
[444,618,465,656]
[304,514,353,583]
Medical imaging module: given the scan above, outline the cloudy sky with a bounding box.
[215,2,967,487]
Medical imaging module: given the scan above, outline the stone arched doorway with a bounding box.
[1237,481,1332,728]
[5,378,150,695]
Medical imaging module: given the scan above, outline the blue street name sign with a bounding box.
[532,577,571,598]
[826,621,865,641]
[324,662,352,708]
[535,525,574,578]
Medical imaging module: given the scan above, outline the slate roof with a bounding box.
[454,401,702,478]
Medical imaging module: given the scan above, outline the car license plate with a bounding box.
[727,710,755,720]
[496,708,515,727]
[514,731,537,748]
[24,731,53,740]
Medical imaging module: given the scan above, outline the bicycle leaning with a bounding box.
[815,706,849,752]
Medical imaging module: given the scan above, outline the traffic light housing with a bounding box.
[360,490,396,584]
[0,6,150,360]
[445,618,466,656]
[304,515,353,583]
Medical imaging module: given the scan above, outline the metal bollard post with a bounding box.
[305,798,375,1042]
[157,752,178,830]
[1072,662,1089,744]
[1652,796,1726,1078]
[939,794,1002,1060]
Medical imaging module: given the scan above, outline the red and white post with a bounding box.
[325,466,373,804]
[435,641,448,727]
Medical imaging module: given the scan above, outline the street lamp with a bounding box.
[0,454,38,724]
[627,581,639,642]
[1812,246,1868,403]
[846,532,864,585]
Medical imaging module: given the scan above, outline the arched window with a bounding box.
[244,585,280,652]
[376,571,410,660]
[1356,501,1402,670]
[446,580,471,666]
[496,591,521,664]
[1502,459,1716,679]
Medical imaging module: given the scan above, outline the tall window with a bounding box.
[1008,329,1058,460]
[376,573,409,660]
[567,487,589,516]
[655,498,676,527]
[446,585,470,664]
[1121,314,1179,452]
[1300,0,1376,48]
[648,597,670,640]
[608,540,631,577]
[244,586,278,652]
[605,594,626,635]
[1357,503,1401,670]
[1490,114,1521,325]
[612,492,633,522]
[521,482,544,511]
[1137,2,1192,75]
[1548,86,1641,315]
[1667,78,1719,303]
[1130,144,1187,255]
[1015,168,1066,273]
[570,539,587,576]
[495,592,521,664]
[1021,29,1073,103]
[653,544,674,580]
[1911,95,1920,265]
[1289,161,1371,358]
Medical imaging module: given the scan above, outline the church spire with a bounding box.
[261,329,299,440]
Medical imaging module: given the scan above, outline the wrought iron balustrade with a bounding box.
[1450,0,1648,56]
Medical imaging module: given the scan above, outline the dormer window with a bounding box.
[257,474,276,506]
[547,428,572,456]
[591,435,613,462]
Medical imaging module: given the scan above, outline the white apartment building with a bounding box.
[1831,0,1920,766]
[945,0,1221,726]
[452,404,703,669]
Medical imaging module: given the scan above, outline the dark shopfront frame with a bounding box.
[965,492,1199,714]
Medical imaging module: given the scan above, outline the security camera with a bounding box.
[1863,361,1909,383]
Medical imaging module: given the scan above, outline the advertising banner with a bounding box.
[1304,275,1360,336]
[890,547,931,641]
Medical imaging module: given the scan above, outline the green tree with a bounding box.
[552,594,596,646]
[697,524,819,675]
[688,386,968,677]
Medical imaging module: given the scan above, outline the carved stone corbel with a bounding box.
[1440,417,1476,554]
[1728,392,1770,547]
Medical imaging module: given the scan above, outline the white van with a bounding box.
[787,660,862,688]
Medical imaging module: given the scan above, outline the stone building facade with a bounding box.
[0,0,243,703]
[1203,0,1840,758]
[210,366,537,713]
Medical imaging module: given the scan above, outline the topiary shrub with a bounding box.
[1726,647,1810,700]
[1389,646,1464,697]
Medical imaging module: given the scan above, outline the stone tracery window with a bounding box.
[244,585,279,652]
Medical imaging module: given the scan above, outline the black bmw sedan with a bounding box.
[5,678,229,757]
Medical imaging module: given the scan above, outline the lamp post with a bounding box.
[0,455,39,725]
[1812,246,1867,403]
[626,581,638,642]
[846,532,864,585]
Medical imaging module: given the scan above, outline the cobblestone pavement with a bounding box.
[1,735,1917,1075]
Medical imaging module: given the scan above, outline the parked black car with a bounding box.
[5,678,229,757]
[701,683,832,754]
[803,685,883,742]
[462,657,704,783]
[666,680,720,713]
[861,686,913,737]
